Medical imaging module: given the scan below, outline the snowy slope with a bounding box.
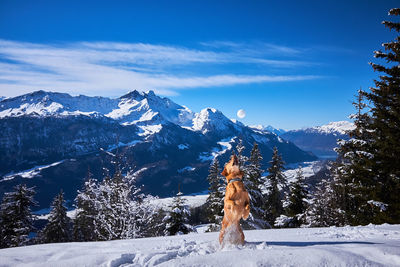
[250,125,287,136]
[1,224,399,266]
[191,108,238,135]
[283,161,326,184]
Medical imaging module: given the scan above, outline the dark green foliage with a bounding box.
[244,143,269,229]
[163,192,192,236]
[205,159,224,232]
[334,90,377,225]
[332,9,400,225]
[235,140,270,229]
[0,184,36,248]
[306,176,346,227]
[263,147,287,226]
[39,190,71,243]
[364,8,400,223]
[284,168,309,227]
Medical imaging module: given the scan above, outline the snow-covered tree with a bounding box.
[74,168,157,241]
[334,89,386,225]
[0,184,36,248]
[163,191,192,236]
[277,167,309,227]
[96,170,139,240]
[205,159,225,232]
[244,143,269,229]
[235,138,248,169]
[73,171,101,241]
[263,147,287,226]
[38,190,71,243]
[136,195,166,237]
[364,8,400,224]
[305,176,345,227]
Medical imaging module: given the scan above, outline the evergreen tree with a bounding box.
[205,159,225,232]
[280,167,309,227]
[0,184,36,248]
[305,176,345,227]
[73,171,101,241]
[136,196,166,237]
[39,190,71,243]
[334,90,377,225]
[244,143,269,229]
[364,8,400,223]
[235,138,248,169]
[263,147,286,226]
[163,191,192,236]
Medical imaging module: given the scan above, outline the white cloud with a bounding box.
[0,39,319,97]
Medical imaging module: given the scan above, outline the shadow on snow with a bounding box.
[246,241,379,247]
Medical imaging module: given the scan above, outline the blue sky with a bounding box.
[0,0,398,129]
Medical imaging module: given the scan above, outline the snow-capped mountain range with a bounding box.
[281,121,354,158]
[0,90,320,210]
[0,90,194,127]
[292,121,354,135]
[250,125,287,136]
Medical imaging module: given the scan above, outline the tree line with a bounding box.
[0,167,193,248]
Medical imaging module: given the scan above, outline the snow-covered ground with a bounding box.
[0,160,65,182]
[283,161,325,184]
[1,224,399,267]
[149,194,208,209]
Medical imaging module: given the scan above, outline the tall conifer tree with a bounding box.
[0,184,36,248]
[263,147,286,226]
[365,8,400,223]
[285,167,309,227]
[163,191,192,236]
[205,159,224,232]
[74,170,101,241]
[39,190,71,243]
[334,90,376,225]
[245,143,269,229]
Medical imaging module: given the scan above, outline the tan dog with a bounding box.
[219,154,250,246]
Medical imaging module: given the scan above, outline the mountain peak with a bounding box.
[311,121,354,135]
[250,125,286,135]
[29,90,47,96]
[120,90,145,100]
[192,107,233,134]
[145,90,156,97]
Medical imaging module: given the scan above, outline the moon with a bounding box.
[237,109,246,119]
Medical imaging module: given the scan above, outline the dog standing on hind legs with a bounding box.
[219,154,250,246]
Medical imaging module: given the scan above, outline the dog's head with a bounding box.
[221,154,244,180]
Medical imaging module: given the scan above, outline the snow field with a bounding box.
[1,224,399,267]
